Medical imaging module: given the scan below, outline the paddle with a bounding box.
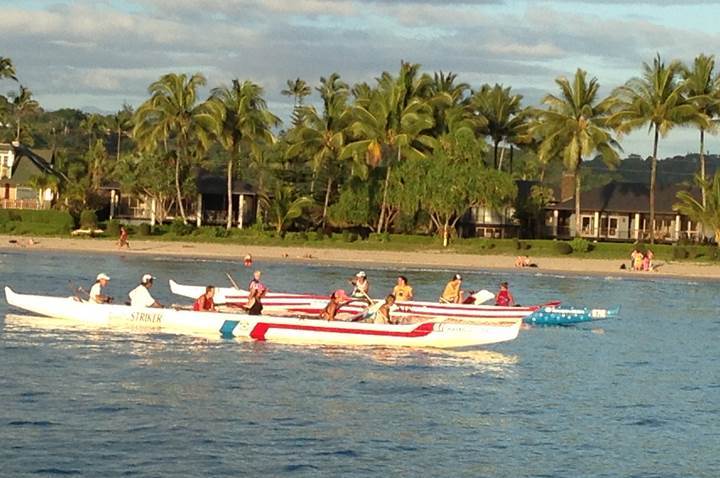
[349,300,384,322]
[225,272,241,290]
[68,281,89,302]
[471,289,495,304]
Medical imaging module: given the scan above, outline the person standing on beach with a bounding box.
[118,226,129,249]
[89,273,112,304]
[392,276,413,302]
[440,274,463,303]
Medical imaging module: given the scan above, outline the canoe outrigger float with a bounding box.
[168,280,559,320]
[523,305,621,326]
[4,287,522,349]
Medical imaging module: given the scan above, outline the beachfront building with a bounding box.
[544,181,701,242]
[194,172,257,228]
[104,171,258,228]
[0,142,64,210]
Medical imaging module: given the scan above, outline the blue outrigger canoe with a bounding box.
[523,305,620,326]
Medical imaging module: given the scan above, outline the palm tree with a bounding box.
[8,85,40,142]
[342,62,436,232]
[209,80,280,229]
[674,172,720,245]
[535,69,621,237]
[682,54,720,208]
[611,54,705,243]
[0,57,17,82]
[281,78,312,108]
[79,113,107,151]
[266,185,313,234]
[107,104,134,163]
[470,84,527,170]
[286,73,349,227]
[133,73,219,223]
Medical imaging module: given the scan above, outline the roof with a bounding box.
[196,174,257,196]
[3,144,67,185]
[552,181,701,214]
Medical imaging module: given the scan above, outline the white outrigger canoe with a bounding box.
[169,280,558,320]
[4,287,522,349]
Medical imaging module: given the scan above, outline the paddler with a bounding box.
[374,294,396,324]
[392,275,413,302]
[89,273,113,304]
[244,286,264,316]
[248,270,267,298]
[350,271,370,299]
[495,281,515,307]
[193,285,216,312]
[129,274,162,308]
[440,274,463,303]
[320,289,349,321]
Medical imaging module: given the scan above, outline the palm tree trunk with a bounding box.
[377,165,391,232]
[574,160,582,238]
[650,124,659,245]
[16,120,20,142]
[498,143,506,171]
[700,128,706,208]
[493,140,500,169]
[116,130,122,163]
[509,145,514,174]
[175,154,187,223]
[322,175,332,229]
[226,156,234,229]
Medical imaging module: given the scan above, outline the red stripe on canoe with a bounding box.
[249,321,435,341]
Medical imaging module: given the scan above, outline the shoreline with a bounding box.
[2,234,719,281]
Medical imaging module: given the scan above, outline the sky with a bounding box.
[2,0,720,157]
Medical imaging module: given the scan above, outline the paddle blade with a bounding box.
[471,289,495,304]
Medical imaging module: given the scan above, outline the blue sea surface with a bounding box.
[0,250,719,477]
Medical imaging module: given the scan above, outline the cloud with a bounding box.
[1,0,718,155]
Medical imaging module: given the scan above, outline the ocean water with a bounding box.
[1,250,719,477]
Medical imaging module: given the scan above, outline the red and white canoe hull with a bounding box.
[169,280,553,320]
[4,287,521,349]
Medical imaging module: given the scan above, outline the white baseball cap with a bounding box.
[454,273,462,280]
[96,273,110,281]
[356,271,366,277]
[141,273,155,283]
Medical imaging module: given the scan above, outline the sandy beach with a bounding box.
[2,234,719,281]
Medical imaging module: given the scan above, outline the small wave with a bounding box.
[8,420,56,427]
[33,469,81,476]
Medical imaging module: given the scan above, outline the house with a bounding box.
[458,180,536,238]
[0,142,65,209]
[104,171,258,227]
[195,173,257,228]
[545,179,701,242]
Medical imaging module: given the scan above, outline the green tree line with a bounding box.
[2,54,720,244]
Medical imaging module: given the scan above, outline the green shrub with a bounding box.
[79,209,98,229]
[555,241,573,255]
[170,218,194,236]
[343,231,359,242]
[309,230,325,241]
[138,223,152,236]
[672,246,688,260]
[106,219,121,236]
[569,237,591,253]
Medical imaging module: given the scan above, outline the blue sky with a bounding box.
[2,0,720,156]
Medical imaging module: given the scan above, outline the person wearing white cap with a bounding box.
[89,273,112,304]
[440,273,463,303]
[129,273,162,308]
[349,271,370,299]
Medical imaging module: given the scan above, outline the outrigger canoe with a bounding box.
[4,287,522,349]
[523,305,621,326]
[169,280,559,320]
